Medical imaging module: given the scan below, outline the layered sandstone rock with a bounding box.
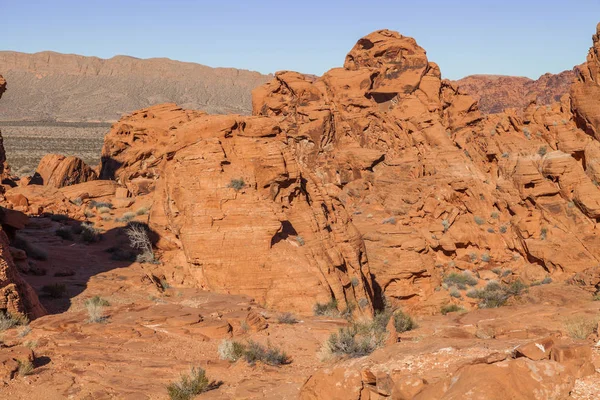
[99,27,600,317]
[31,153,97,188]
[0,76,45,318]
[572,23,600,139]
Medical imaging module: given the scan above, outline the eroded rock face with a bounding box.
[0,76,45,318]
[102,105,374,316]
[572,23,600,139]
[101,26,600,316]
[31,154,97,188]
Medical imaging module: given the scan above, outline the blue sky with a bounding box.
[2,0,599,79]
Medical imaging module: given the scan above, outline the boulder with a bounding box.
[31,154,97,188]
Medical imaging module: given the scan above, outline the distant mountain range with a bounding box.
[453,70,575,114]
[0,51,272,122]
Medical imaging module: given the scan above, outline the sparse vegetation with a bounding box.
[564,316,598,340]
[313,299,339,317]
[382,217,396,225]
[228,178,245,191]
[393,310,415,333]
[90,201,113,209]
[325,324,379,358]
[81,222,101,243]
[136,206,150,216]
[491,211,499,219]
[41,283,67,299]
[0,312,28,331]
[70,197,83,206]
[218,339,289,365]
[116,212,136,223]
[84,209,95,218]
[499,225,508,233]
[481,253,491,262]
[443,271,478,290]
[501,152,510,158]
[126,222,156,263]
[17,360,34,376]
[538,146,547,156]
[474,216,485,225]
[277,312,299,324]
[350,277,359,287]
[467,280,527,308]
[17,325,31,338]
[442,219,450,231]
[449,287,461,298]
[540,227,547,240]
[97,206,111,214]
[295,236,305,246]
[166,367,211,400]
[441,304,464,315]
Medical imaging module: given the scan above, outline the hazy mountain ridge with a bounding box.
[0,51,272,121]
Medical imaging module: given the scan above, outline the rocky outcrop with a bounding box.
[455,71,575,114]
[30,154,97,188]
[0,76,45,318]
[99,26,600,316]
[571,23,600,139]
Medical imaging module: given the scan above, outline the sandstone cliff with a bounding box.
[0,76,45,318]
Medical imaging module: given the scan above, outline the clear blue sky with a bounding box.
[2,0,600,80]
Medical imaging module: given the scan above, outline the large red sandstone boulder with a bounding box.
[31,153,97,188]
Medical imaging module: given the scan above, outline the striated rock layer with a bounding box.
[0,76,45,318]
[100,27,600,318]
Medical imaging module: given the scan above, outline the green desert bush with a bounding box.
[441,304,464,315]
[313,299,339,317]
[80,222,101,243]
[443,272,478,290]
[564,316,598,340]
[325,324,378,358]
[393,311,415,333]
[116,212,136,223]
[218,339,289,365]
[166,367,211,400]
[228,178,245,191]
[136,206,150,216]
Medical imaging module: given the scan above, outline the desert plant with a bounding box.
[0,312,28,331]
[541,276,552,285]
[84,209,95,218]
[97,206,111,214]
[90,201,113,209]
[481,253,491,262]
[442,219,450,231]
[17,326,31,338]
[80,222,101,243]
[116,212,136,223]
[85,299,107,323]
[277,312,298,324]
[313,299,339,317]
[136,206,150,216]
[325,325,378,358]
[166,367,211,400]
[244,340,289,365]
[443,272,478,290]
[218,339,246,362]
[490,211,499,219]
[499,225,508,233]
[564,316,598,340]
[228,178,245,191]
[474,216,485,225]
[55,226,73,241]
[393,311,415,333]
[441,304,464,315]
[449,287,461,298]
[17,360,34,376]
[501,152,510,158]
[69,197,83,206]
[126,223,156,263]
[540,227,548,240]
[538,146,547,156]
[41,283,67,299]
[382,216,396,225]
[295,236,305,246]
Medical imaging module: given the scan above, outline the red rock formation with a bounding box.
[0,76,45,318]
[571,23,600,139]
[31,153,97,188]
[455,70,575,114]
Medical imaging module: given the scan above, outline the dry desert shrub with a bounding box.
[218,339,289,365]
[166,367,211,400]
[125,222,156,263]
[564,316,598,340]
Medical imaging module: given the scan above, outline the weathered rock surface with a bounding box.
[31,153,97,188]
[572,23,600,140]
[0,75,45,319]
[455,71,575,114]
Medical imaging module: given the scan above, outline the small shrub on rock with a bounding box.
[126,222,156,263]
[166,367,211,400]
[564,316,598,340]
[116,212,136,223]
[443,272,478,290]
[218,339,289,365]
[81,222,101,243]
[17,360,34,376]
[228,178,245,191]
[0,312,28,331]
[441,304,464,315]
[55,226,73,241]
[85,296,109,323]
[393,311,415,333]
[277,312,298,324]
[313,299,339,317]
